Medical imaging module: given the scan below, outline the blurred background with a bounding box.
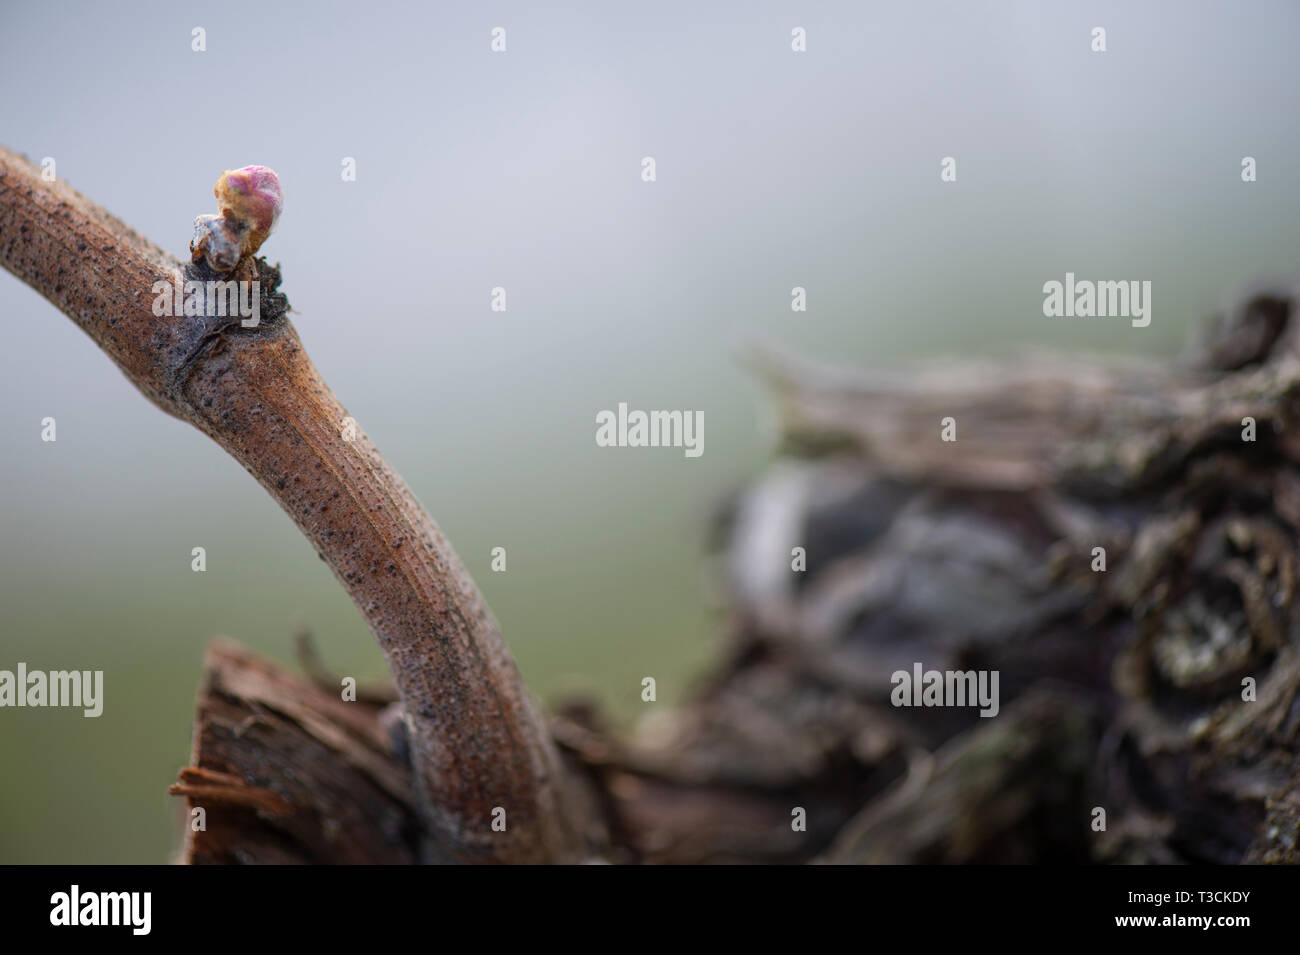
[1,0,1297,863]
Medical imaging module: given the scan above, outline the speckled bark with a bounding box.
[0,145,595,864]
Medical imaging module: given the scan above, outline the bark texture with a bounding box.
[599,286,1300,864]
[7,143,1299,864]
[170,641,419,864]
[170,283,1300,865]
[0,146,594,864]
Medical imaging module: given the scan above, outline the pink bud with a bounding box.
[190,165,283,273]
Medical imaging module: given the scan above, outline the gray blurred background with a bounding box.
[1,0,1297,863]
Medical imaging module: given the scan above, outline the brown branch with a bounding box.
[0,146,592,863]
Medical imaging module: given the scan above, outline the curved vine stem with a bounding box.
[0,146,591,863]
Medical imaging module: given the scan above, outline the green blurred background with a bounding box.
[2,0,1298,862]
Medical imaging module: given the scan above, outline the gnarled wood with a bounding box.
[171,640,419,865]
